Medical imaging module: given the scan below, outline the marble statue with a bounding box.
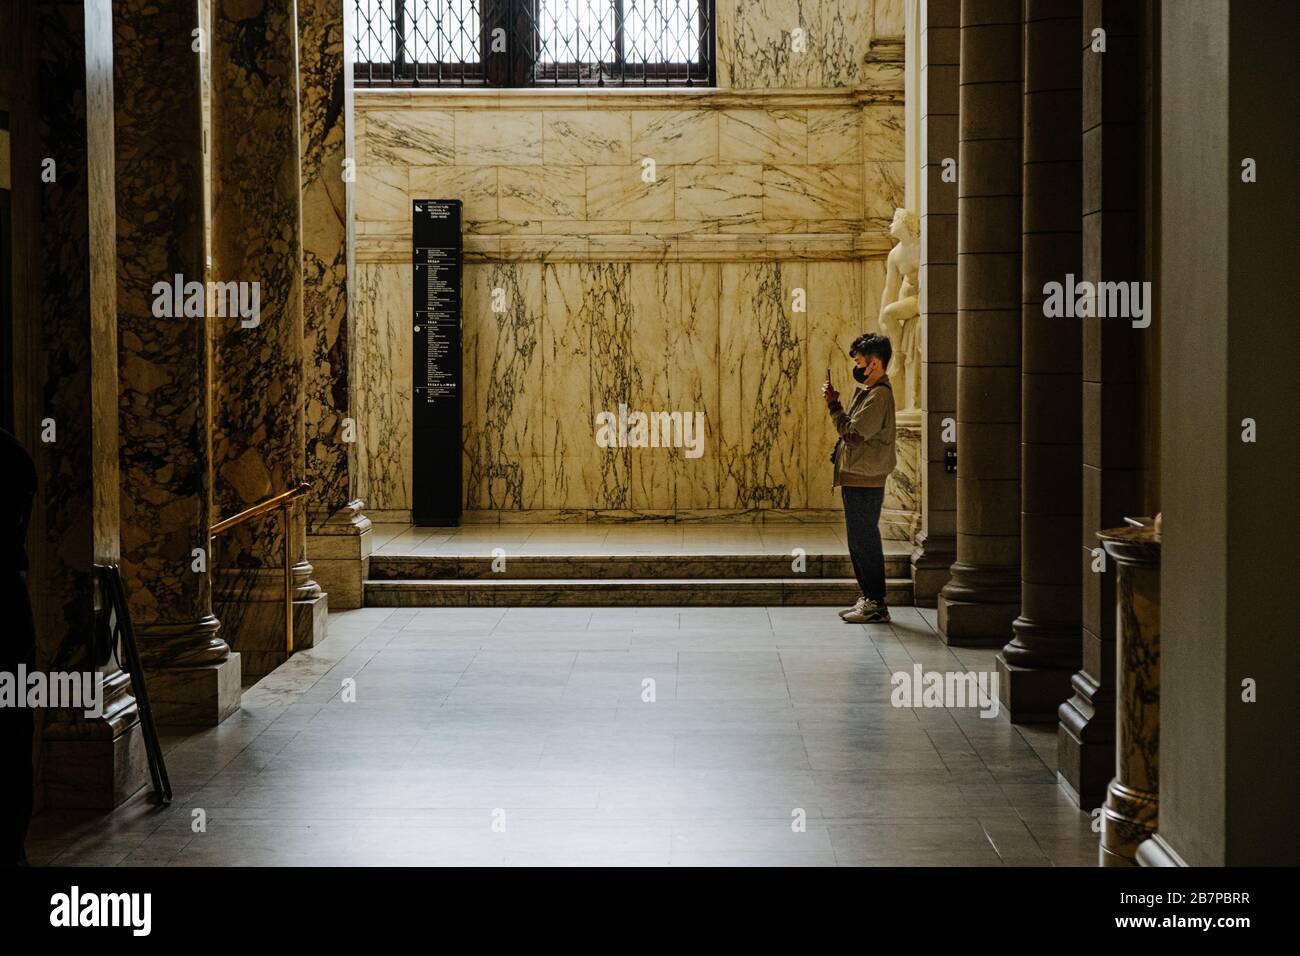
[878,208,922,418]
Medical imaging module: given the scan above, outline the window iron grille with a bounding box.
[351,0,715,87]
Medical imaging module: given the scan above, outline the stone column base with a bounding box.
[212,558,329,679]
[146,653,242,727]
[1136,835,1187,868]
[215,568,299,680]
[306,500,372,610]
[41,671,149,809]
[1101,780,1158,867]
[995,654,1075,724]
[1057,672,1115,809]
[910,533,955,607]
[223,590,328,680]
[937,594,1018,646]
[293,590,329,652]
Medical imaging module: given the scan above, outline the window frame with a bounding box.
[351,0,716,88]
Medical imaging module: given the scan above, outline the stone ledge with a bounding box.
[357,230,892,263]
[354,83,905,111]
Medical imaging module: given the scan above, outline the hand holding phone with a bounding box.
[822,368,838,406]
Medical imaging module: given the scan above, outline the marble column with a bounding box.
[1058,0,1148,807]
[210,0,326,680]
[1097,524,1160,866]
[113,0,241,726]
[300,0,371,609]
[1155,0,1299,866]
[995,0,1082,722]
[911,0,960,606]
[6,0,148,807]
[937,0,1022,645]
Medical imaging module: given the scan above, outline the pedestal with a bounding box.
[145,654,243,727]
[1097,524,1161,867]
[884,413,922,543]
[306,500,372,610]
[41,671,148,809]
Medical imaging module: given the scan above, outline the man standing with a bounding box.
[823,334,897,624]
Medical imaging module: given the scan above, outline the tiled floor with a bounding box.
[369,521,913,557]
[28,604,1098,867]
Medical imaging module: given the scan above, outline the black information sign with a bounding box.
[412,199,462,526]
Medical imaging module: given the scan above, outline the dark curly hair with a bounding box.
[849,332,892,369]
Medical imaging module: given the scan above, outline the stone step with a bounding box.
[368,552,912,581]
[363,576,914,608]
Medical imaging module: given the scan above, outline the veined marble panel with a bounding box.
[873,0,907,40]
[586,166,675,221]
[718,262,808,509]
[455,111,543,165]
[543,110,632,165]
[808,107,863,164]
[354,262,412,512]
[763,163,863,220]
[630,110,719,165]
[719,0,873,89]
[674,263,723,509]
[364,109,454,165]
[864,160,907,228]
[626,264,689,510]
[499,165,586,220]
[356,165,410,221]
[718,109,808,164]
[862,105,906,160]
[806,261,864,510]
[674,164,763,227]
[862,258,889,330]
[463,262,545,510]
[409,166,498,223]
[542,263,640,510]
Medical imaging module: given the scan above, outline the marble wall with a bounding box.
[350,6,911,528]
[300,0,356,528]
[720,0,906,89]
[7,0,149,808]
[210,0,327,676]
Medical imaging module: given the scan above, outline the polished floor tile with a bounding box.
[28,603,1096,867]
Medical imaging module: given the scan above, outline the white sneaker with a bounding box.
[838,596,867,620]
[842,599,891,624]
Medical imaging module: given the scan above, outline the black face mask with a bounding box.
[852,365,868,384]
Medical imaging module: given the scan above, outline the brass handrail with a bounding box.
[211,481,310,534]
[210,481,311,656]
